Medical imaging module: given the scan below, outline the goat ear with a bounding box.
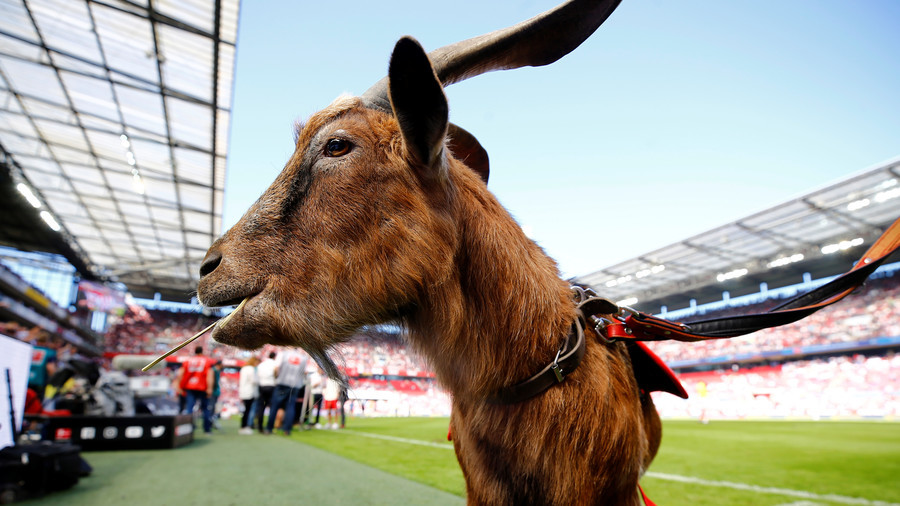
[448,123,489,183]
[388,37,449,171]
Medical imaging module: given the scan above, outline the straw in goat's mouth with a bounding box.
[141,297,248,372]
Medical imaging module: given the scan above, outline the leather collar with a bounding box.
[487,313,586,404]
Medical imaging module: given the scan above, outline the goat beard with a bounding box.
[307,347,348,387]
[214,296,352,387]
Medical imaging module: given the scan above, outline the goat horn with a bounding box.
[361,0,623,111]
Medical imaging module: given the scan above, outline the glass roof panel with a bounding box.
[173,147,212,185]
[16,155,57,174]
[26,169,66,192]
[85,129,126,162]
[156,0,214,35]
[91,3,158,83]
[143,178,178,205]
[47,143,92,165]
[79,114,120,133]
[128,137,172,175]
[0,33,44,62]
[68,176,110,198]
[166,96,211,148]
[214,109,230,157]
[216,43,236,106]
[115,84,166,136]
[31,0,101,64]
[61,71,118,121]
[0,1,40,42]
[59,161,99,182]
[0,110,39,139]
[0,0,239,299]
[177,183,212,215]
[219,0,239,44]
[47,196,89,220]
[50,52,106,79]
[19,96,73,122]
[185,231,211,250]
[34,119,89,151]
[158,24,213,100]
[1,57,66,105]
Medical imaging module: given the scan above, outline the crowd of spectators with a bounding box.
[103,309,217,356]
[336,328,431,377]
[651,353,900,419]
[86,271,900,420]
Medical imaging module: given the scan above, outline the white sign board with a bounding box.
[0,333,33,449]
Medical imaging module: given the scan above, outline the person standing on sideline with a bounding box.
[174,346,214,434]
[238,356,260,435]
[255,351,277,433]
[307,368,324,428]
[322,375,342,430]
[266,349,308,435]
[209,360,223,430]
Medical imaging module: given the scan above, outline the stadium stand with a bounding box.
[84,266,900,420]
[5,259,898,421]
[103,309,217,356]
[650,354,900,420]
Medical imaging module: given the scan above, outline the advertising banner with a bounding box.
[0,333,33,449]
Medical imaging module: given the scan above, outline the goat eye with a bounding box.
[325,138,351,157]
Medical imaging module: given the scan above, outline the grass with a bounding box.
[19,417,900,505]
[295,417,900,505]
[291,417,464,496]
[644,420,900,505]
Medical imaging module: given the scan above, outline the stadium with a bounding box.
[1,0,898,505]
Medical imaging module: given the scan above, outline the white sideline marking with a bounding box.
[341,431,897,506]
[341,429,455,449]
[645,472,899,506]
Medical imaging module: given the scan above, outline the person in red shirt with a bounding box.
[174,346,214,434]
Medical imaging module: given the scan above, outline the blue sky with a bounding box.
[223,0,900,278]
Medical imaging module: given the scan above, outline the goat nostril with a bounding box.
[199,251,222,278]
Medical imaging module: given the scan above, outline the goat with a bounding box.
[198,0,680,503]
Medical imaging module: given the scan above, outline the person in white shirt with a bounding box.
[306,369,324,428]
[237,356,259,435]
[255,351,277,433]
[322,376,342,429]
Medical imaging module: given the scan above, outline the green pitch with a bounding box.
[295,417,900,505]
[22,417,899,505]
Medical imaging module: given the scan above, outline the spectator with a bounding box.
[266,349,309,436]
[307,368,324,428]
[210,360,223,430]
[322,375,342,430]
[238,356,260,435]
[174,346,215,435]
[255,351,277,433]
[28,333,57,401]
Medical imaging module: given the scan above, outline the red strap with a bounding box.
[639,484,656,506]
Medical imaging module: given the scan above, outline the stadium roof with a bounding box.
[0,0,240,302]
[576,157,900,313]
[0,1,896,313]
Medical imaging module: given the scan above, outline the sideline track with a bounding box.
[22,422,462,506]
[337,429,899,506]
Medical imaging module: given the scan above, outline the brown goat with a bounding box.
[198,1,673,503]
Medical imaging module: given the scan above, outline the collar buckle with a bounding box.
[551,348,565,382]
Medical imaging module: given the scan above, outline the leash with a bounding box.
[491,217,900,404]
[596,216,900,345]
